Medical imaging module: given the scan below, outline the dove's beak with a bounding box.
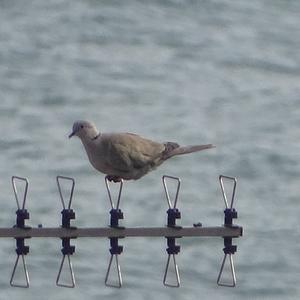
[68,131,75,138]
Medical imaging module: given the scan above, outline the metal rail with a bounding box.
[0,226,242,238]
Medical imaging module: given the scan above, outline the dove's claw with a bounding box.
[106,175,123,183]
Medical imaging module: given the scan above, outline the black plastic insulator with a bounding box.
[15,209,30,255]
[109,237,123,255]
[108,209,124,256]
[61,209,76,228]
[222,208,238,255]
[109,209,124,228]
[223,237,237,255]
[166,237,180,255]
[61,238,76,255]
[167,208,181,227]
[224,208,238,226]
[15,238,30,255]
[60,209,76,255]
[165,208,181,255]
[16,209,30,228]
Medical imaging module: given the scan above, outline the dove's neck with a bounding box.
[80,133,99,149]
[79,135,100,164]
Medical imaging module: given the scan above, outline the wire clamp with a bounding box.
[163,175,181,287]
[56,176,76,288]
[10,176,30,288]
[217,175,240,287]
[105,176,124,288]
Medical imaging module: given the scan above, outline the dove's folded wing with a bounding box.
[100,133,165,173]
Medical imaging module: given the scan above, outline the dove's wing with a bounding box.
[100,133,165,173]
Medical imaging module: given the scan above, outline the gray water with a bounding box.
[1,0,300,299]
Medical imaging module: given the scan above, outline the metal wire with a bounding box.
[56,176,75,210]
[12,176,28,210]
[162,175,181,209]
[10,254,30,288]
[163,254,180,288]
[217,254,236,287]
[219,175,237,209]
[105,176,124,209]
[56,254,76,288]
[105,254,122,288]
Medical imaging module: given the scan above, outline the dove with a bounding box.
[69,120,215,182]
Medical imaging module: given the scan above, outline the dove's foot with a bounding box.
[106,175,123,183]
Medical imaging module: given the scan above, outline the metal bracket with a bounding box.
[162,175,181,288]
[104,237,123,288]
[104,176,124,288]
[217,175,239,287]
[105,176,123,210]
[10,176,30,288]
[56,176,76,288]
[4,174,243,288]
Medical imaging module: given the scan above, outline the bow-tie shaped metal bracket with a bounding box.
[104,176,124,288]
[56,176,76,288]
[162,175,181,288]
[217,175,238,287]
[10,176,30,288]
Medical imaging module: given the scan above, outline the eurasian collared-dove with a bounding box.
[69,120,215,182]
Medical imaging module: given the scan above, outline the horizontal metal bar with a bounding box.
[0,226,242,239]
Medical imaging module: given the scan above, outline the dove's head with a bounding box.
[69,120,99,140]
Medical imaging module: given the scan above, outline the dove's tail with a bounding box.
[164,143,215,159]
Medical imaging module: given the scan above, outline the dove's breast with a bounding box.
[80,139,112,174]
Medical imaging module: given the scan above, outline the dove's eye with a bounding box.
[80,125,84,129]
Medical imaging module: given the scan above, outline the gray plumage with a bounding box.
[69,120,215,181]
